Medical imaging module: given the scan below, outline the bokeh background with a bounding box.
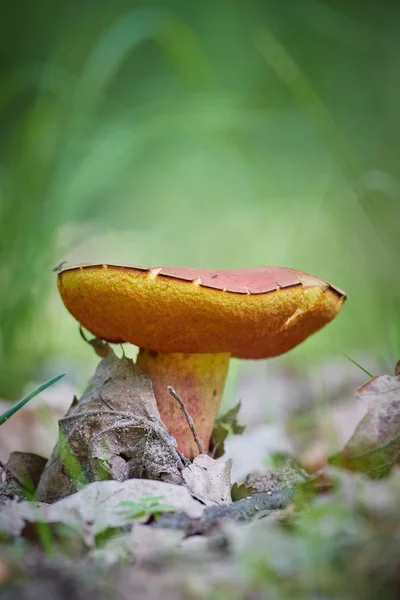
[1,0,399,407]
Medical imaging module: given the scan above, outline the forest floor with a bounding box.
[1,350,400,600]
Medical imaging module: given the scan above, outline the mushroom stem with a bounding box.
[136,349,230,459]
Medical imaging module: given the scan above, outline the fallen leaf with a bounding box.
[6,452,47,492]
[182,455,232,505]
[0,479,205,543]
[51,479,203,532]
[210,403,245,458]
[36,348,187,502]
[329,373,400,477]
[231,482,255,502]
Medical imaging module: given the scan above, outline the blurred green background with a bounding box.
[1,0,399,399]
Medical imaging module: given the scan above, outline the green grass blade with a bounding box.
[0,373,65,426]
[342,354,374,378]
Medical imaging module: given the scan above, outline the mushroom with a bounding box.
[57,264,346,458]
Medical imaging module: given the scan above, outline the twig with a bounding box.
[153,488,296,534]
[168,386,204,455]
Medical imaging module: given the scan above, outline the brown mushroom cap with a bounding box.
[57,264,346,359]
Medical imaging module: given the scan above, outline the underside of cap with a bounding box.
[57,264,346,359]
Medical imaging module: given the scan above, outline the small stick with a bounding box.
[168,386,204,455]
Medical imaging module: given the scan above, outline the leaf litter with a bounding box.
[36,346,188,502]
[182,454,233,505]
[329,371,400,476]
[2,352,400,598]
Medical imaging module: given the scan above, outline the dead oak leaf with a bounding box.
[182,454,232,505]
[36,348,187,503]
[231,482,255,502]
[329,373,400,477]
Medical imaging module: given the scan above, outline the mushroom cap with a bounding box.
[57,264,346,359]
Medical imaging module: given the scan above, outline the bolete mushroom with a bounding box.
[57,264,346,458]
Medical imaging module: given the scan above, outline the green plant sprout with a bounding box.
[118,496,176,521]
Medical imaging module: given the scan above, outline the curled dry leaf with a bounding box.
[329,372,400,477]
[182,454,232,505]
[36,348,187,503]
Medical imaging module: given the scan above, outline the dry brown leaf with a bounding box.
[329,373,400,477]
[36,348,187,502]
[6,452,47,490]
[0,479,205,543]
[182,454,232,505]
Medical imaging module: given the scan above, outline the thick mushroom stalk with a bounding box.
[136,349,230,458]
